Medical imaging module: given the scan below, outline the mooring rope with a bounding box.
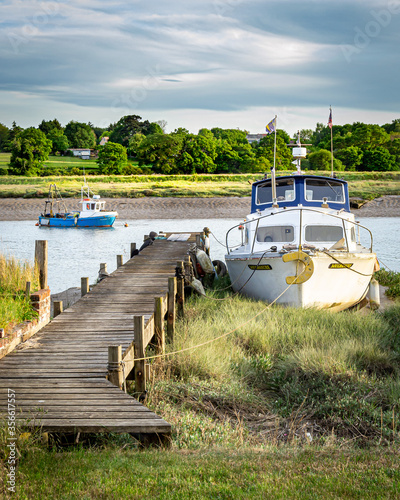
[121,267,306,365]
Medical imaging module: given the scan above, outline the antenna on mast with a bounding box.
[287,131,311,174]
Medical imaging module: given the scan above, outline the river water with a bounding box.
[0,217,398,293]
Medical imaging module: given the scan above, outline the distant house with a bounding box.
[99,136,109,146]
[246,133,267,144]
[68,148,91,160]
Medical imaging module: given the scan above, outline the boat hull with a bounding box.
[225,251,376,312]
[39,215,116,228]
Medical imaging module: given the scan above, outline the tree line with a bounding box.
[0,115,399,176]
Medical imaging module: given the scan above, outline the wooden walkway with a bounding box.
[0,234,198,436]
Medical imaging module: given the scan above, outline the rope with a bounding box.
[322,250,375,277]
[196,250,271,301]
[122,267,306,365]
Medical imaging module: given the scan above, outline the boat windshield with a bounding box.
[305,225,343,242]
[256,179,295,204]
[257,226,295,243]
[304,179,345,203]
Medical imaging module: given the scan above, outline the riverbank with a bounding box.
[0,195,399,220]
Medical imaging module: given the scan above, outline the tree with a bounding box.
[0,123,9,151]
[47,129,69,154]
[109,115,152,147]
[360,147,398,171]
[97,142,128,174]
[64,121,96,149]
[334,146,363,171]
[175,134,217,174]
[210,128,248,145]
[256,132,293,170]
[137,134,183,173]
[38,119,62,135]
[308,149,344,171]
[127,133,145,158]
[9,127,52,175]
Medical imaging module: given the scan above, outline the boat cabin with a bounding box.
[251,175,350,213]
[80,195,105,213]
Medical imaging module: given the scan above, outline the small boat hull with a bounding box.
[39,214,116,228]
[225,251,376,312]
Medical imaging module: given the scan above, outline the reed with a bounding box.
[0,253,39,332]
[147,282,400,446]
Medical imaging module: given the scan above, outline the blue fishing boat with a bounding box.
[38,182,118,228]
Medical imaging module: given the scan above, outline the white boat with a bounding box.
[224,140,379,312]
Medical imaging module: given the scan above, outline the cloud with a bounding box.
[0,0,398,131]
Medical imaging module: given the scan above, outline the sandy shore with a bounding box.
[0,195,399,221]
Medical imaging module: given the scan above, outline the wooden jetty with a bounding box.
[0,232,202,439]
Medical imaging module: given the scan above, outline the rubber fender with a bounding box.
[212,259,227,277]
[282,250,314,284]
[190,277,205,295]
[196,249,214,274]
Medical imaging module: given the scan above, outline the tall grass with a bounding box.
[0,253,39,332]
[146,280,400,447]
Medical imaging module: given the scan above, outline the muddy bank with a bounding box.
[0,195,399,221]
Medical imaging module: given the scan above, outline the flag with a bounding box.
[328,108,333,129]
[266,117,276,134]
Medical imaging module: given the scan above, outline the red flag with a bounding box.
[328,108,333,129]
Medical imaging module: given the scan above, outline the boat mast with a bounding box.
[329,106,334,177]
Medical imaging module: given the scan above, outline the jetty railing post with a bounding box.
[100,263,107,274]
[176,261,185,318]
[134,316,146,394]
[108,345,123,390]
[25,281,31,298]
[81,277,89,297]
[53,301,63,317]
[167,277,177,342]
[130,243,136,257]
[117,255,123,268]
[155,296,165,354]
[35,240,48,289]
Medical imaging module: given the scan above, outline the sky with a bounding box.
[0,0,399,136]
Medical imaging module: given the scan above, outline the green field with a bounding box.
[0,151,399,200]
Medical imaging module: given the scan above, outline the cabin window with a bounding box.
[304,179,345,203]
[91,203,95,210]
[257,226,294,243]
[256,179,295,205]
[305,225,343,242]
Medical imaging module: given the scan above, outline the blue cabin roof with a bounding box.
[250,174,350,213]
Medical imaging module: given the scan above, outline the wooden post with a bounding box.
[167,277,177,341]
[53,301,63,317]
[100,263,107,274]
[144,235,149,241]
[155,296,165,354]
[117,255,123,268]
[196,234,201,248]
[81,277,89,297]
[35,240,48,289]
[25,281,31,298]
[130,243,137,257]
[108,345,123,390]
[176,261,185,318]
[134,316,146,394]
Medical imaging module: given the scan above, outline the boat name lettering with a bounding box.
[248,264,272,270]
[328,263,353,269]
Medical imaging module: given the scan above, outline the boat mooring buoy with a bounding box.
[124,223,129,227]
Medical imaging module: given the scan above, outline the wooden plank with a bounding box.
[0,234,197,434]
